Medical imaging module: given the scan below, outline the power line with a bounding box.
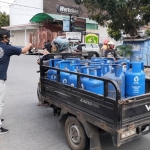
[0,1,43,10]
[0,1,59,13]
[0,6,42,13]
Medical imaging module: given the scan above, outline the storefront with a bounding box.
[29,13,98,48]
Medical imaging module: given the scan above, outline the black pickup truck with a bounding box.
[38,54,150,150]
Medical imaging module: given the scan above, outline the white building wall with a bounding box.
[9,0,43,25]
[10,29,36,46]
[10,30,25,46]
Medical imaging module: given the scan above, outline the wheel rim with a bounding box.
[69,124,81,146]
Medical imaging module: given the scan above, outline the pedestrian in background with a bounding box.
[75,41,82,52]
[101,39,109,57]
[0,29,32,134]
[44,40,52,53]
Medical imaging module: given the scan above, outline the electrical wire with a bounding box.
[0,0,79,13]
[0,1,42,10]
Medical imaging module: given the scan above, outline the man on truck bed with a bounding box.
[0,29,32,134]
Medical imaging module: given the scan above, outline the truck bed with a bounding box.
[40,55,150,147]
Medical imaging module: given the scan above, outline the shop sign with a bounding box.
[85,34,99,44]
[57,5,81,15]
[66,32,81,41]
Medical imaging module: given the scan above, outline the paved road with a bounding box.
[0,54,150,150]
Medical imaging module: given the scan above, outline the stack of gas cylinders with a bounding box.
[47,57,145,100]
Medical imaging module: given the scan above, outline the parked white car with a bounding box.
[72,43,101,58]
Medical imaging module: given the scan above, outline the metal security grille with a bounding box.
[29,27,53,49]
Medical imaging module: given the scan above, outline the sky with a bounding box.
[0,0,15,14]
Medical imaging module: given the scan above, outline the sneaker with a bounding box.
[1,119,4,123]
[0,127,9,134]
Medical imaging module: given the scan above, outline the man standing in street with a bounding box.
[44,40,52,53]
[76,41,82,52]
[0,29,32,134]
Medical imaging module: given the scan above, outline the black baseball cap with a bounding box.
[0,29,10,38]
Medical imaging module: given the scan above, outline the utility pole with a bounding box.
[69,14,72,32]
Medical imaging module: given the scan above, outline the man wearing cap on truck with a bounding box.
[0,29,32,134]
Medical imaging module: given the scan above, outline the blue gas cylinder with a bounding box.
[58,61,71,84]
[91,57,101,62]
[81,68,103,95]
[103,57,114,63]
[91,58,108,64]
[66,58,80,64]
[141,61,144,70]
[81,66,99,75]
[68,64,85,87]
[47,59,63,81]
[125,62,145,97]
[126,61,144,71]
[103,65,125,99]
[80,66,97,89]
[114,65,125,98]
[89,63,110,76]
[113,59,130,72]
[89,63,103,76]
[49,59,63,67]
[80,60,91,66]
[102,58,114,72]
[47,69,57,81]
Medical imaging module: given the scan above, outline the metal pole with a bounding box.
[69,14,72,32]
[25,28,27,46]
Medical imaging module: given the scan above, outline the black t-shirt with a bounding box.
[0,42,22,80]
[105,49,117,58]
[45,42,52,53]
[77,44,82,52]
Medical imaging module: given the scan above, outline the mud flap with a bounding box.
[79,119,102,150]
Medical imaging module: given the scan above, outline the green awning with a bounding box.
[30,13,98,24]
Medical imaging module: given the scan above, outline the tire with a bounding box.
[91,53,97,57]
[84,56,88,59]
[91,52,99,57]
[88,52,99,59]
[65,116,90,150]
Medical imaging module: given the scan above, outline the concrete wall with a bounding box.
[9,0,43,25]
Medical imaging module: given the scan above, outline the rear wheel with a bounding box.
[91,53,97,57]
[88,52,99,58]
[65,116,89,150]
[83,56,88,59]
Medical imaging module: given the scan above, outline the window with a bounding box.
[91,44,98,48]
[85,44,91,48]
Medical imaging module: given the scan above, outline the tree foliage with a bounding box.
[145,29,150,37]
[116,44,133,58]
[0,11,9,28]
[74,0,150,41]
